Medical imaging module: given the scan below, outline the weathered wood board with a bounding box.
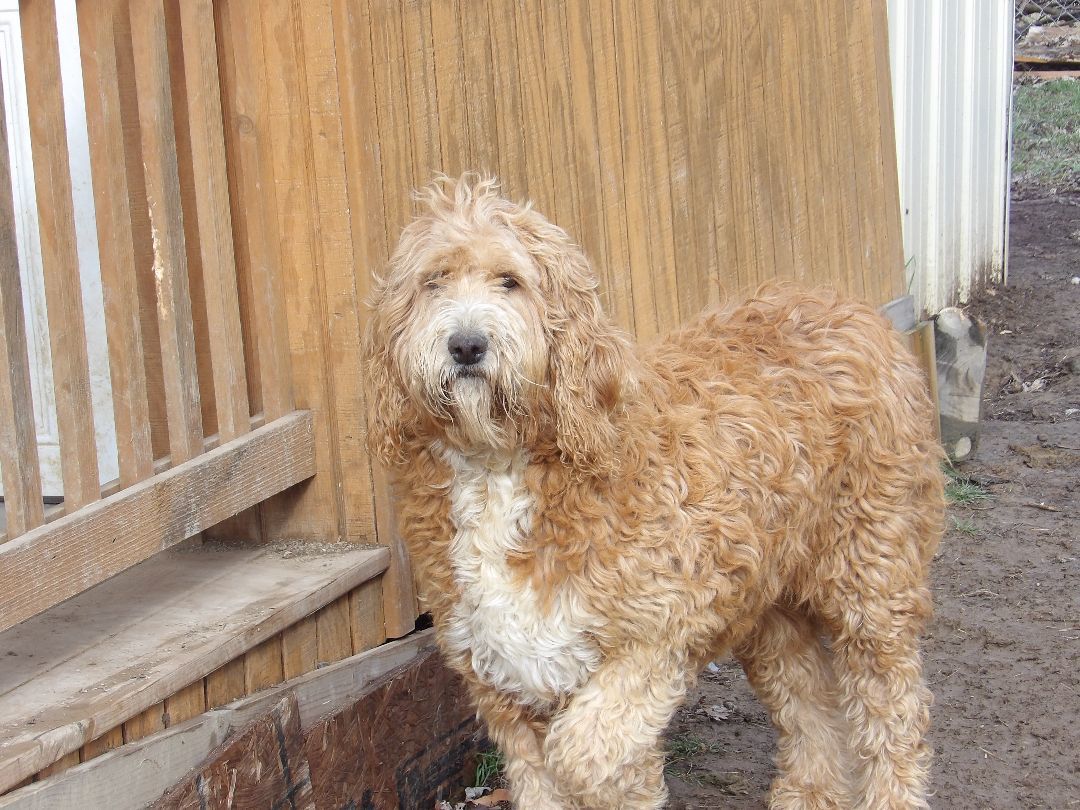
[150,644,479,810]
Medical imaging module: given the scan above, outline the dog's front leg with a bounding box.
[473,687,567,810]
[542,646,689,810]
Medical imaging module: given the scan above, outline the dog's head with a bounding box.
[364,174,637,475]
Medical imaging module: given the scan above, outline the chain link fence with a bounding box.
[1015,1,1080,42]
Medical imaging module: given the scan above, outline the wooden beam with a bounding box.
[214,0,293,420]
[19,0,99,509]
[177,0,250,442]
[0,541,389,792]
[0,632,433,809]
[331,0,417,642]
[0,411,316,634]
[0,61,44,538]
[153,695,314,809]
[128,0,204,463]
[77,0,155,488]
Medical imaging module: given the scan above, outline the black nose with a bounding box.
[448,331,488,366]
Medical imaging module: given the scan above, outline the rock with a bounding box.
[1060,347,1080,375]
[704,704,732,722]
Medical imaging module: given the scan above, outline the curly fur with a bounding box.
[363,175,944,810]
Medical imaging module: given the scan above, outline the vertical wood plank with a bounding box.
[733,6,776,288]
[295,0,381,549]
[633,0,679,329]
[215,0,294,420]
[611,0,659,338]
[256,0,344,542]
[178,0,250,441]
[564,0,618,320]
[657,0,719,318]
[112,0,171,461]
[699,1,742,296]
[349,578,386,654]
[771,0,814,284]
[244,636,284,694]
[19,0,99,508]
[541,2,581,236]
[205,658,246,708]
[333,0,418,638]
[163,680,206,727]
[843,0,885,303]
[805,0,850,290]
[788,0,834,286]
[128,0,205,464]
[370,0,415,243]
[162,0,218,444]
[756,0,796,284]
[281,614,319,679]
[77,0,154,488]
[487,0,528,194]
[459,0,499,175]
[123,702,166,743]
[587,0,635,332]
[868,0,907,301]
[824,0,867,299]
[0,66,44,537]
[714,6,761,291]
[512,0,555,214]
[316,594,352,666]
[402,0,442,184]
[430,0,470,180]
[81,726,124,762]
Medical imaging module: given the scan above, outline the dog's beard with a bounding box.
[446,371,510,449]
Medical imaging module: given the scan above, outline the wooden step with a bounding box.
[0,542,389,792]
[0,631,437,810]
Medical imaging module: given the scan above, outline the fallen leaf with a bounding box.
[470,788,512,806]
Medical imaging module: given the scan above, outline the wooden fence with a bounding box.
[0,0,905,793]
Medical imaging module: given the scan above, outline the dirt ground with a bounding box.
[665,196,1080,809]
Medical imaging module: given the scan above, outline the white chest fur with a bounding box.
[440,448,599,707]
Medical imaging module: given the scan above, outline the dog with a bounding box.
[363,175,944,810]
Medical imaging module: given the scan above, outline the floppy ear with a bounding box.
[504,206,638,476]
[362,274,414,468]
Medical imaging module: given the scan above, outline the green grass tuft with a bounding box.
[1012,79,1080,194]
[474,748,505,788]
[944,468,991,505]
[664,734,722,779]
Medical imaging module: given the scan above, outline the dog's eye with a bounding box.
[501,276,518,290]
[424,277,443,291]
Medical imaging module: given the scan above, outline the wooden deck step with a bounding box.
[0,542,390,792]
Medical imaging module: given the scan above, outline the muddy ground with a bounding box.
[666,197,1080,809]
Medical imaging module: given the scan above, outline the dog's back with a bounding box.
[636,283,943,613]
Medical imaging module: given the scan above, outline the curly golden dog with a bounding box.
[363,175,943,810]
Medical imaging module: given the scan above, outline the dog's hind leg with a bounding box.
[735,607,853,810]
[819,539,934,810]
[542,645,688,809]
